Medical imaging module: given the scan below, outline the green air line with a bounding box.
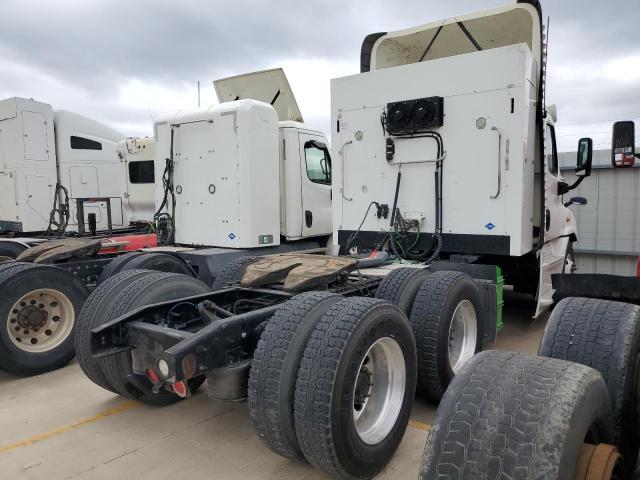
[407,231,421,251]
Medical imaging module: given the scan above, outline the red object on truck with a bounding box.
[100,233,157,254]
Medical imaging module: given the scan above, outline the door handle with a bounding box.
[490,126,502,199]
[305,210,313,228]
[340,140,353,201]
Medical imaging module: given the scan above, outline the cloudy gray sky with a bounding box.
[1,0,638,150]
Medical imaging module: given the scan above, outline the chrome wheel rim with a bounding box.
[7,289,75,353]
[352,336,406,445]
[448,299,478,374]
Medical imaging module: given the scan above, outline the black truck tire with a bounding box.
[249,291,342,462]
[211,255,258,291]
[75,269,157,393]
[121,252,195,278]
[0,241,26,259]
[0,263,88,375]
[374,267,431,316]
[409,271,482,402]
[539,297,640,459]
[100,272,210,406]
[0,261,20,272]
[295,298,416,479]
[97,252,146,284]
[419,351,615,480]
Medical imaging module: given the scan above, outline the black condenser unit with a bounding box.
[385,96,444,134]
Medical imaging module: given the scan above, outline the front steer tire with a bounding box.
[420,350,614,480]
[294,298,416,480]
[0,262,88,375]
[248,291,342,462]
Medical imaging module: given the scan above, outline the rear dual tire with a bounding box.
[211,255,258,290]
[249,295,416,479]
[0,241,26,259]
[409,271,482,402]
[374,267,430,315]
[540,297,640,473]
[75,269,156,392]
[248,292,342,461]
[76,270,210,405]
[377,268,482,403]
[420,350,616,480]
[97,252,194,284]
[0,262,88,375]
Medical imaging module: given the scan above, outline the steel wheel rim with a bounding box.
[352,336,406,445]
[448,299,478,374]
[7,289,75,353]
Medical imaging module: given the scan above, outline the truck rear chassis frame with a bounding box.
[92,276,383,384]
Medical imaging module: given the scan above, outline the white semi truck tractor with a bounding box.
[74,2,638,479]
[146,68,333,284]
[0,97,155,258]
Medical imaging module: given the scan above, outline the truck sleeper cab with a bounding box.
[0,97,155,235]
[331,0,581,316]
[153,68,332,250]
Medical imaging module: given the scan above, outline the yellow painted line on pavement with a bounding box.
[0,401,140,454]
[0,401,429,454]
[408,419,431,432]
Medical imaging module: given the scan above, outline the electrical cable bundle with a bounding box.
[381,116,445,264]
[151,126,177,245]
[45,183,70,236]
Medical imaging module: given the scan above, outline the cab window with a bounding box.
[304,141,331,185]
[70,136,102,150]
[128,161,154,184]
[545,124,559,175]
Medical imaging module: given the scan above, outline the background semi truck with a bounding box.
[72,2,637,480]
[0,97,155,240]
[0,68,334,375]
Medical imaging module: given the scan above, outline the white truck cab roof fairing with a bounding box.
[214,68,304,123]
[362,0,542,72]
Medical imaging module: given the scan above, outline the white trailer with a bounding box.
[0,97,155,235]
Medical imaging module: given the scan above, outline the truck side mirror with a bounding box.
[576,138,592,177]
[612,121,636,167]
[564,196,587,208]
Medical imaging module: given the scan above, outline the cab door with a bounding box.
[298,133,332,238]
[535,122,575,317]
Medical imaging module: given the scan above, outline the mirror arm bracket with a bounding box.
[558,176,585,196]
